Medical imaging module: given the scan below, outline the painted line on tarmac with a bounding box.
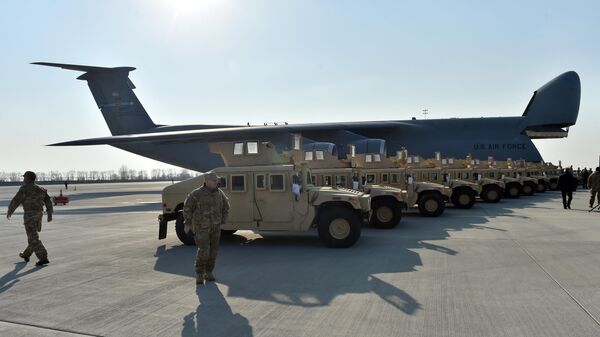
[511,238,600,328]
[0,318,103,337]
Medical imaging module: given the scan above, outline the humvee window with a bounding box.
[461,172,469,179]
[311,175,316,185]
[218,176,227,189]
[305,151,314,161]
[247,142,259,154]
[391,174,400,183]
[335,175,347,187]
[256,174,266,190]
[234,143,244,155]
[366,154,372,163]
[231,175,246,192]
[316,151,324,160]
[430,172,438,181]
[324,176,332,186]
[374,154,381,162]
[293,134,301,150]
[366,174,376,184]
[270,174,285,191]
[382,173,389,183]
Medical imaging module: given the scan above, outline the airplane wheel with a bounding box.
[418,192,445,217]
[318,207,361,248]
[481,185,502,203]
[175,211,196,246]
[451,188,476,209]
[370,199,401,229]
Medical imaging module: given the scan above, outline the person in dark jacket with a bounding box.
[581,168,590,189]
[557,168,577,209]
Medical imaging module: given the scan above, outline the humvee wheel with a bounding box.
[536,182,547,193]
[505,183,522,199]
[175,212,196,246]
[549,180,558,191]
[418,192,445,217]
[221,229,237,236]
[451,189,476,209]
[522,182,535,196]
[370,199,401,229]
[318,207,361,248]
[481,185,502,203]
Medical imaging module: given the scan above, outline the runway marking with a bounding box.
[0,318,104,337]
[511,238,600,328]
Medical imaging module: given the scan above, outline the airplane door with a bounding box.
[253,172,294,229]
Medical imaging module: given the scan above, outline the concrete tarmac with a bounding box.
[0,182,599,337]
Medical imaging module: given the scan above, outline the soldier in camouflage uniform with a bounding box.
[6,171,53,266]
[183,172,230,284]
[588,167,600,208]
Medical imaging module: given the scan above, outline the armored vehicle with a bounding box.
[301,146,407,229]
[515,160,549,193]
[495,159,537,196]
[159,140,371,248]
[454,156,505,203]
[403,152,482,209]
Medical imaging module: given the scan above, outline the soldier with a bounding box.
[183,172,230,284]
[588,167,600,208]
[557,168,576,209]
[6,171,52,266]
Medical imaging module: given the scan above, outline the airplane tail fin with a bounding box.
[520,71,580,139]
[33,62,157,135]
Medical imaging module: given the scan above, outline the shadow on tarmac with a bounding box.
[0,262,42,293]
[181,283,253,337]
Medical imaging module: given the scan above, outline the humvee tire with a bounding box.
[451,188,476,209]
[522,182,536,196]
[317,207,362,248]
[481,185,502,203]
[175,211,196,246]
[536,182,547,193]
[221,229,237,235]
[549,179,559,191]
[418,192,445,217]
[505,183,522,199]
[370,198,401,229]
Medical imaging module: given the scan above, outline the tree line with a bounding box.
[0,165,199,183]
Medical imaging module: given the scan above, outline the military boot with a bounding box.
[19,252,30,263]
[196,273,205,285]
[205,272,216,282]
[35,258,49,266]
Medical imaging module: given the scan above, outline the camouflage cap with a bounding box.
[22,171,36,181]
[204,172,220,182]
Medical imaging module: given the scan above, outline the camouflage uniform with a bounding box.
[183,183,229,281]
[588,171,600,207]
[7,182,53,261]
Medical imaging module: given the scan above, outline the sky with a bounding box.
[1,0,599,173]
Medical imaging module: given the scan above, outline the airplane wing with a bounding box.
[48,121,418,146]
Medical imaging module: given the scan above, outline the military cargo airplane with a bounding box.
[34,62,580,172]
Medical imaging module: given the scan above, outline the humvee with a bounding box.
[516,160,549,193]
[301,146,407,229]
[539,162,562,190]
[159,140,371,248]
[473,160,523,199]
[454,155,505,203]
[403,152,482,209]
[495,159,537,196]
